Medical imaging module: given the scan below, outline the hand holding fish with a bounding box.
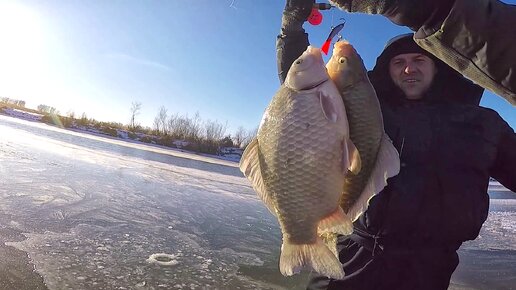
[329,0,455,30]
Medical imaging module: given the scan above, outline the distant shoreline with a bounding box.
[0,107,242,166]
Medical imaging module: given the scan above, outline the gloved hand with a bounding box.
[282,0,316,32]
[329,0,455,30]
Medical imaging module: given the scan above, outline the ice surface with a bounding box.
[450,191,516,289]
[0,115,514,290]
[0,115,310,289]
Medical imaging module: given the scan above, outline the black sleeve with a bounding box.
[490,121,516,192]
[414,0,516,105]
[276,30,310,84]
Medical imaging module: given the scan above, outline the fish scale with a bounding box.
[340,86,384,212]
[240,46,357,279]
[327,41,400,221]
[259,89,345,243]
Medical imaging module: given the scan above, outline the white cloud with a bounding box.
[105,53,171,71]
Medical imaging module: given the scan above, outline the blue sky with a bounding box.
[0,0,514,135]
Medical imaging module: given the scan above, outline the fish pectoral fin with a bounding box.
[239,138,277,215]
[280,238,345,279]
[342,139,361,175]
[319,91,338,123]
[346,134,401,222]
[239,138,258,176]
[317,207,353,236]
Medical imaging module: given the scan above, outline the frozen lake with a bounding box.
[0,115,515,290]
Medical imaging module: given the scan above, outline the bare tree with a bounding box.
[241,126,258,149]
[1,98,25,107]
[129,101,142,131]
[167,113,186,139]
[187,112,202,141]
[202,119,227,154]
[204,120,227,142]
[67,110,75,119]
[157,106,168,135]
[37,104,59,115]
[167,112,203,141]
[153,106,168,135]
[153,116,161,135]
[77,112,88,126]
[233,126,247,148]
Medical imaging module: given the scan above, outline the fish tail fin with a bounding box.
[317,207,353,236]
[346,134,401,221]
[280,238,345,279]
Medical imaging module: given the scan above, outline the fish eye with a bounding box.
[295,59,303,65]
[338,57,346,64]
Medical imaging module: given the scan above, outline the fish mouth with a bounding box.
[307,46,324,60]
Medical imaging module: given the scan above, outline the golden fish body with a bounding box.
[240,46,360,279]
[326,41,400,220]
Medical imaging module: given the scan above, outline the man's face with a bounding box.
[389,53,437,100]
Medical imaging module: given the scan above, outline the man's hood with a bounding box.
[368,33,484,106]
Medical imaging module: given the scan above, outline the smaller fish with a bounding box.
[326,40,400,219]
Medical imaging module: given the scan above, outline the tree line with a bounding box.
[0,98,257,156]
[136,102,256,154]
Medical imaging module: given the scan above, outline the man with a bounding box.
[387,49,437,101]
[277,0,516,289]
[279,0,516,105]
[329,0,516,105]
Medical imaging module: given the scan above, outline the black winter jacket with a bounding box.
[276,32,516,248]
[414,0,516,105]
[360,35,516,246]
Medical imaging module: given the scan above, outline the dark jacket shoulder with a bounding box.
[414,0,516,105]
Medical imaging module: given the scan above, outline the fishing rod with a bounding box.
[313,3,333,10]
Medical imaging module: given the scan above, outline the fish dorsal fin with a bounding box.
[239,138,277,215]
[319,91,338,123]
[342,139,361,175]
[346,134,401,222]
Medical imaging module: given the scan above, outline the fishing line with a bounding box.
[321,5,346,54]
[332,9,346,42]
[331,4,335,28]
[336,18,345,42]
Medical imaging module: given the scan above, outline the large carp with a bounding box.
[239,46,360,279]
[326,41,400,220]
